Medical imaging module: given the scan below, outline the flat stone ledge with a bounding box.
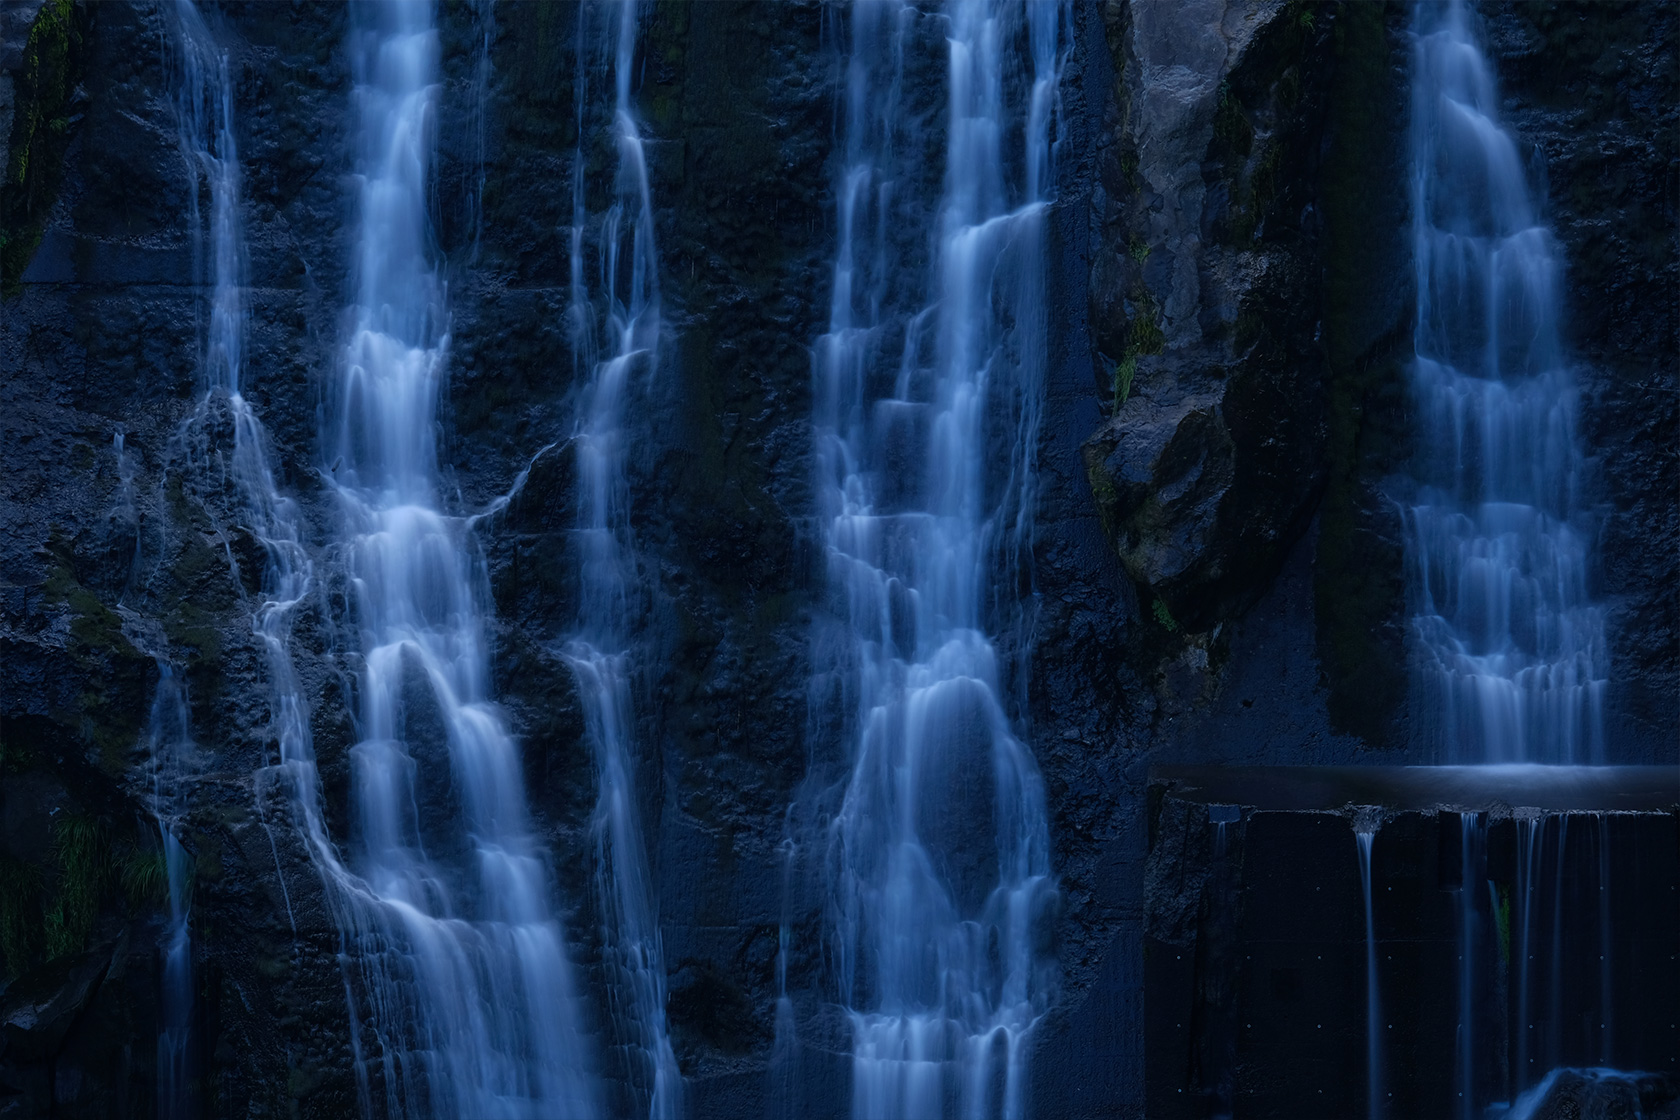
[1150,764,1680,813]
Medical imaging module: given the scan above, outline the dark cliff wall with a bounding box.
[0,1,1672,1118]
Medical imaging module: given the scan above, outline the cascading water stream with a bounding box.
[165,3,323,1110]
[811,3,1066,1116]
[142,664,196,1120]
[1356,827,1382,1120]
[323,2,596,1115]
[1593,813,1611,1065]
[1409,6,1625,1111]
[1454,814,1482,1120]
[170,0,321,918]
[1508,812,1623,1098]
[1406,0,1608,765]
[562,2,681,1115]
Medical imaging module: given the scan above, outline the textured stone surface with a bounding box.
[1083,0,1332,633]
[0,1,1672,1117]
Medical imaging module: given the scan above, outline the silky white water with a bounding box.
[322,2,597,1115]
[812,3,1065,1116]
[563,2,681,1116]
[174,4,601,1114]
[1407,0,1608,765]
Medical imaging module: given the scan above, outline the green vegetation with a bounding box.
[0,817,183,977]
[1112,354,1136,408]
[43,815,108,960]
[1111,293,1164,410]
[0,854,43,974]
[1211,79,1253,160]
[0,0,86,295]
[1129,298,1165,357]
[121,845,171,908]
[38,530,152,770]
[1152,598,1180,633]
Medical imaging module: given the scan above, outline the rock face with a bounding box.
[1519,1069,1680,1120]
[0,1,1672,1118]
[1082,0,1332,633]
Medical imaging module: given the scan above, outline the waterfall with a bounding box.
[1356,827,1382,1120]
[563,2,681,1116]
[322,2,597,1115]
[140,664,197,1120]
[170,0,321,928]
[1509,812,1623,1098]
[1514,815,1539,1086]
[810,3,1066,1116]
[1594,813,1612,1065]
[1546,813,1568,1070]
[1454,812,1485,1120]
[1406,0,1608,764]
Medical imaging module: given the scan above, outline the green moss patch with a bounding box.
[1,0,87,294]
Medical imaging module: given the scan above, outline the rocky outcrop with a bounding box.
[1083,0,1333,634]
[1520,1069,1680,1120]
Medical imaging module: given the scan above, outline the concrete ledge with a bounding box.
[1150,765,1680,812]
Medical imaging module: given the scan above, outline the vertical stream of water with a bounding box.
[1407,0,1608,765]
[141,664,196,1120]
[564,2,681,1116]
[811,3,1066,1116]
[1409,4,1618,1109]
[1356,828,1382,1120]
[324,2,596,1115]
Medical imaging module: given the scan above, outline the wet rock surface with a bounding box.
[0,1,1672,1117]
[1520,1069,1680,1120]
[1082,0,1333,633]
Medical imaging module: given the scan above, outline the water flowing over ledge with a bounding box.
[323,3,596,1114]
[792,3,1070,1117]
[1405,0,1609,766]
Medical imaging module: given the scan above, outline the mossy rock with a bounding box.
[1,0,87,295]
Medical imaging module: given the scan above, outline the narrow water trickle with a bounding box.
[322,2,597,1115]
[143,664,197,1120]
[165,3,312,1111]
[806,3,1068,1117]
[1514,814,1541,1087]
[1356,827,1382,1120]
[1547,813,1568,1071]
[562,2,681,1116]
[1406,0,1608,765]
[1456,813,1480,1120]
[1594,813,1612,1065]
[169,0,319,929]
